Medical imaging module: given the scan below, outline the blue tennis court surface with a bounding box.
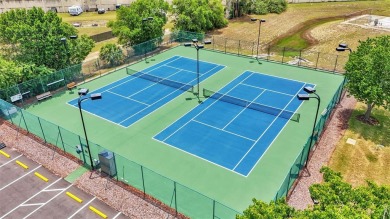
[154,71,314,176]
[68,56,225,127]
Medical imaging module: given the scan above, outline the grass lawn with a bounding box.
[329,102,390,186]
[58,11,116,23]
[91,38,118,53]
[210,1,390,53]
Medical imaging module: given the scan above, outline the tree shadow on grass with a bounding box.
[348,106,390,147]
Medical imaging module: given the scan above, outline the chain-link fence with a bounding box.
[274,78,346,200]
[0,31,348,218]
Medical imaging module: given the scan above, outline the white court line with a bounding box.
[119,64,225,127]
[67,197,96,219]
[0,178,62,219]
[0,154,22,168]
[106,90,150,106]
[153,137,247,177]
[0,165,42,191]
[162,72,255,142]
[20,203,44,207]
[193,120,256,142]
[113,212,122,219]
[127,70,184,98]
[222,89,266,130]
[164,64,197,75]
[232,83,306,171]
[245,83,312,176]
[23,184,73,219]
[245,70,310,85]
[240,83,295,97]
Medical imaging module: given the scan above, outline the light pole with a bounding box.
[251,18,266,63]
[141,17,154,63]
[184,39,212,96]
[297,86,320,168]
[77,88,102,170]
[336,43,352,53]
[61,35,78,66]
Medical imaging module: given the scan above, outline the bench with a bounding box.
[67,82,77,90]
[36,91,52,101]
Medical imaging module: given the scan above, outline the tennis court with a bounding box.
[67,56,224,127]
[155,71,314,176]
[22,46,346,217]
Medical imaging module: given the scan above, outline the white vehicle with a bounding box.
[68,5,83,16]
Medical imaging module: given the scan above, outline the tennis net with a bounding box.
[203,88,300,122]
[126,68,194,92]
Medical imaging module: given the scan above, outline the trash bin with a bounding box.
[98,150,117,177]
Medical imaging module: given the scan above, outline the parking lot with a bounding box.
[0,147,128,219]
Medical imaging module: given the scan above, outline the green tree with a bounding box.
[108,0,168,47]
[99,43,124,67]
[0,7,94,70]
[171,0,227,32]
[238,167,390,218]
[0,58,53,89]
[344,36,390,121]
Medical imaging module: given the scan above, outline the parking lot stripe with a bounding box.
[22,183,73,219]
[20,203,44,207]
[1,178,62,218]
[44,188,66,192]
[0,165,41,191]
[0,150,10,158]
[0,154,22,168]
[89,206,108,219]
[15,160,28,169]
[113,212,122,219]
[66,191,83,203]
[67,197,96,219]
[34,172,49,182]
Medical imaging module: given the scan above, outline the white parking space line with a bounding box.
[0,154,22,168]
[0,165,41,191]
[43,188,68,192]
[0,178,62,219]
[20,203,44,207]
[113,212,122,219]
[67,197,96,219]
[22,184,73,219]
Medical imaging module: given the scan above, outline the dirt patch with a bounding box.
[356,114,379,126]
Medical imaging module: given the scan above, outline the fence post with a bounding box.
[37,117,47,143]
[57,126,66,152]
[39,78,45,92]
[213,200,216,219]
[224,38,227,54]
[333,55,339,73]
[238,40,240,56]
[267,44,271,61]
[315,52,320,69]
[19,110,29,133]
[286,168,293,198]
[212,36,215,50]
[251,42,254,57]
[78,136,87,166]
[298,50,302,66]
[174,181,177,216]
[141,165,146,199]
[282,47,286,63]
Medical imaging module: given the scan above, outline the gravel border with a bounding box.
[287,94,357,209]
[0,120,184,218]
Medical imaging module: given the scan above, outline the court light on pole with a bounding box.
[141,17,154,63]
[184,39,212,96]
[251,18,266,63]
[78,88,102,170]
[336,43,352,53]
[297,86,320,168]
[61,35,78,66]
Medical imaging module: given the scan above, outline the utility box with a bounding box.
[98,150,116,177]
